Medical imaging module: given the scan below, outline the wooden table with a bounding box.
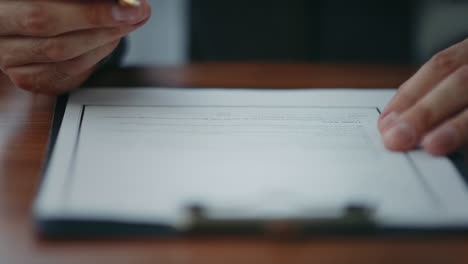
[1,63,468,264]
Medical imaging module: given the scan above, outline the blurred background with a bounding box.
[123,0,468,66]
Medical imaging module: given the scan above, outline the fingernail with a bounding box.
[423,126,458,155]
[379,111,399,131]
[112,5,145,24]
[383,122,415,150]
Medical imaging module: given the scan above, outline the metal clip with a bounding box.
[185,204,375,237]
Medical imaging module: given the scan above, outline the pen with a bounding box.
[117,0,141,7]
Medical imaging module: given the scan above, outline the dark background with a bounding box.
[189,0,415,63]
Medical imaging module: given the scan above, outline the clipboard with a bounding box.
[36,89,468,238]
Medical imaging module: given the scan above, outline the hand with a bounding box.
[379,38,468,156]
[0,0,151,94]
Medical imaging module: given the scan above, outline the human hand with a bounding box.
[379,38,468,156]
[0,0,151,94]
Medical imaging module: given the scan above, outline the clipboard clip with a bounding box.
[184,203,376,237]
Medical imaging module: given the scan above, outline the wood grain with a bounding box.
[1,63,468,264]
[89,62,416,88]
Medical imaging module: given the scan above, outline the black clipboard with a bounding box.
[37,94,468,238]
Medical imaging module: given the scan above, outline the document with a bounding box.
[35,88,468,231]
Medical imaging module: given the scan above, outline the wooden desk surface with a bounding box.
[1,63,468,264]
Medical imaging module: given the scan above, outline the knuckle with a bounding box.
[454,64,468,85]
[430,49,458,73]
[7,65,70,93]
[452,110,468,144]
[397,89,419,105]
[38,39,68,61]
[49,64,71,82]
[21,3,55,36]
[413,103,436,130]
[0,54,14,69]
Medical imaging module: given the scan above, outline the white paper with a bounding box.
[35,88,468,229]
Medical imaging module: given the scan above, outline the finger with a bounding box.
[382,65,468,151]
[48,68,97,95]
[0,25,137,68]
[422,108,468,156]
[6,40,120,94]
[379,38,468,131]
[0,0,151,37]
